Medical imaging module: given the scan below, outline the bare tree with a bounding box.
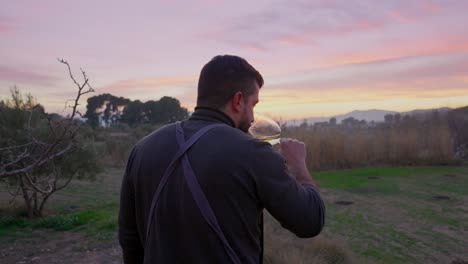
[0,59,96,217]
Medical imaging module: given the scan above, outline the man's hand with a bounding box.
[279,138,319,189]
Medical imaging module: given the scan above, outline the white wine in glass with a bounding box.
[248,114,281,145]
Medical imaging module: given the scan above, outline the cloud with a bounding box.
[202,0,455,51]
[0,16,14,33]
[255,51,468,114]
[326,34,468,66]
[239,42,268,52]
[95,75,199,109]
[256,84,468,119]
[99,75,197,94]
[0,65,58,86]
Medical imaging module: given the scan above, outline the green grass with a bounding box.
[314,166,462,193]
[0,202,118,237]
[0,166,123,240]
[325,207,420,262]
[319,166,468,263]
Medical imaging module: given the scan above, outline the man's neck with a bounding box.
[192,106,237,128]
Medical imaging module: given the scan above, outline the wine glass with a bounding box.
[248,113,281,145]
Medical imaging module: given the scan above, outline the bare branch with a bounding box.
[22,170,50,195]
[8,185,21,204]
[0,142,34,151]
[1,150,30,169]
[5,177,21,203]
[0,143,74,179]
[58,58,81,89]
[1,61,93,178]
[45,115,58,141]
[1,59,95,216]
[56,172,74,192]
[76,110,84,119]
[63,99,75,111]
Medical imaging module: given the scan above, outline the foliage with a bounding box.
[0,60,100,217]
[85,93,188,127]
[84,93,130,127]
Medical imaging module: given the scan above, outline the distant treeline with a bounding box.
[284,106,468,170]
[84,93,188,127]
[5,88,466,170]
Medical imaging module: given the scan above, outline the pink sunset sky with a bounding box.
[1,0,468,119]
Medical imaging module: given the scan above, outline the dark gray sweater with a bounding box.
[118,107,325,263]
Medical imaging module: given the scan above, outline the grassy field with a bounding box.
[1,165,467,263]
[315,166,467,263]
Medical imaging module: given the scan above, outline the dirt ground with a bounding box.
[0,216,354,264]
[0,231,122,264]
[1,166,467,263]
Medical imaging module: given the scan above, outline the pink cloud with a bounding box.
[421,1,442,13]
[276,34,312,45]
[0,24,8,33]
[268,52,468,96]
[0,17,14,33]
[386,1,442,22]
[0,65,57,86]
[327,34,468,67]
[98,75,197,94]
[202,0,461,51]
[239,43,268,52]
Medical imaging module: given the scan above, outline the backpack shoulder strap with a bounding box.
[145,122,225,242]
[176,122,241,264]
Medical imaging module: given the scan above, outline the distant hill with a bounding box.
[285,109,398,126]
[337,109,400,123]
[285,107,453,126]
[401,107,452,121]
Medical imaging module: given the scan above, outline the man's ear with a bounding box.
[231,91,244,113]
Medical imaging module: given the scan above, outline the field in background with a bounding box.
[314,167,467,263]
[1,165,467,263]
[282,119,456,171]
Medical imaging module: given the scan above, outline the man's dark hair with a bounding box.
[197,55,264,109]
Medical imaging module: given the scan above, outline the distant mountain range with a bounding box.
[400,107,452,119]
[285,107,453,126]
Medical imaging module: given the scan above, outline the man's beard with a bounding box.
[238,118,251,133]
[238,110,252,133]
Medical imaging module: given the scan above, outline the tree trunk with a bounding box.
[37,193,53,217]
[33,190,38,216]
[19,176,34,218]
